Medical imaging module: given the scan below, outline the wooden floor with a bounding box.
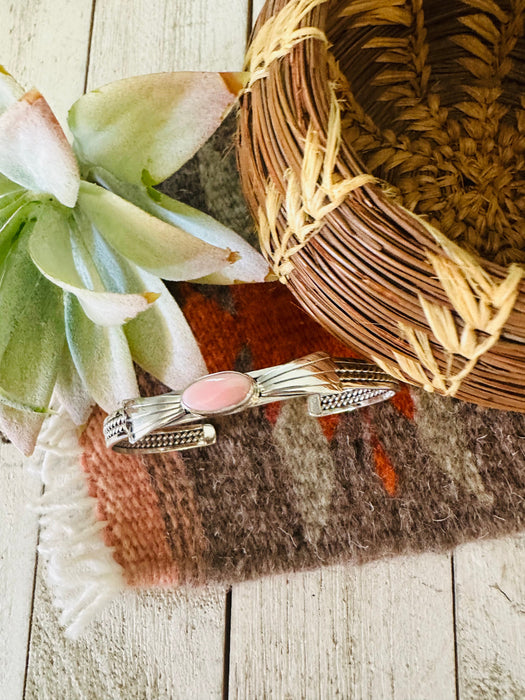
[1,1,524,697]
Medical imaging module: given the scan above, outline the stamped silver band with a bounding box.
[309,359,398,416]
[105,419,216,455]
[103,352,398,454]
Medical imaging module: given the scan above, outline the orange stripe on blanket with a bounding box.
[80,408,179,587]
[318,414,341,442]
[177,282,361,374]
[231,283,360,368]
[373,438,398,497]
[176,284,241,373]
[391,384,415,420]
[265,402,282,426]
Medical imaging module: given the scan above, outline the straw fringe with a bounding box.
[245,0,330,86]
[373,223,523,396]
[259,85,376,281]
[32,407,125,638]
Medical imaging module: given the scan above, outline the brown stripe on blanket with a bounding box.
[139,450,209,584]
[180,407,309,583]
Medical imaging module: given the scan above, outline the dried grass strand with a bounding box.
[245,0,330,86]
[259,84,376,280]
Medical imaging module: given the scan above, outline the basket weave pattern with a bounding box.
[238,0,525,411]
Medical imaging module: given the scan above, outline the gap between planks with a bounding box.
[0,3,95,698]
[227,554,457,700]
[1,1,250,699]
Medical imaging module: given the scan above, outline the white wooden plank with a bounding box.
[454,535,525,699]
[25,570,227,700]
[0,4,93,698]
[0,0,94,125]
[86,0,250,89]
[229,554,456,700]
[0,446,41,700]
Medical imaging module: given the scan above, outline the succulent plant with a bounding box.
[0,68,269,455]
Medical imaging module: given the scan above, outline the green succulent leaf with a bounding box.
[0,172,23,197]
[78,224,207,387]
[0,68,271,453]
[124,272,208,388]
[54,342,94,426]
[64,292,139,413]
[0,405,46,457]
[76,180,235,280]
[0,90,80,207]
[28,205,156,326]
[0,192,26,220]
[0,222,64,453]
[146,194,269,284]
[0,198,30,265]
[69,71,248,186]
[91,167,270,284]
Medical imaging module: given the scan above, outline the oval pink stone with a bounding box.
[181,371,254,414]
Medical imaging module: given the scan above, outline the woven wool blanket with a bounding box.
[43,116,525,630]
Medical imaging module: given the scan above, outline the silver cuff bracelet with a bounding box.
[103,352,398,454]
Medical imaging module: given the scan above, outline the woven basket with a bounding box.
[237,0,525,411]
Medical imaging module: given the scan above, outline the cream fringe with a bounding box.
[32,407,125,639]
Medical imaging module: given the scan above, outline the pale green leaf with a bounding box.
[91,168,269,283]
[0,404,45,456]
[82,226,207,387]
[148,195,269,284]
[54,342,94,425]
[76,180,234,280]
[125,272,208,388]
[28,205,155,326]
[69,71,248,185]
[0,67,24,114]
[0,90,80,206]
[0,173,23,197]
[0,223,64,452]
[0,191,26,218]
[0,198,29,266]
[65,292,139,412]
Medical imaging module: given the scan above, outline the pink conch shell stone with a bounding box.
[181,371,254,414]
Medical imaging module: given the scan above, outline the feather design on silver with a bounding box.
[249,352,342,401]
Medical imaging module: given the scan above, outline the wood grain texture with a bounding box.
[0,447,41,700]
[87,0,249,89]
[454,536,525,700]
[0,0,93,124]
[229,554,456,700]
[25,570,227,700]
[0,4,93,697]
